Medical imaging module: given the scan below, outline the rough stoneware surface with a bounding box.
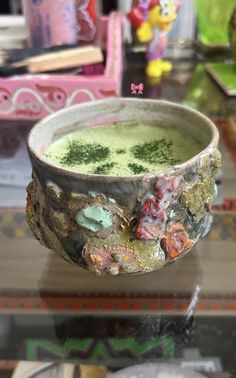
[26,99,221,276]
[109,363,205,378]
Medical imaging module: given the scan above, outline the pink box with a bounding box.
[0,13,123,121]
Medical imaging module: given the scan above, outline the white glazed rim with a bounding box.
[108,363,206,377]
[27,98,219,181]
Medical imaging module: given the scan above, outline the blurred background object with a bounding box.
[168,0,196,59]
[76,0,97,42]
[203,4,236,97]
[229,6,236,62]
[0,15,28,49]
[22,0,78,48]
[127,0,180,78]
[0,0,11,14]
[127,0,182,78]
[195,0,236,48]
[102,0,117,15]
[9,0,22,14]
[12,362,77,378]
[120,0,196,58]
[118,0,133,43]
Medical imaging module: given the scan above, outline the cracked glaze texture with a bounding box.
[26,99,221,276]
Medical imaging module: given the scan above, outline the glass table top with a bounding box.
[0,60,236,377]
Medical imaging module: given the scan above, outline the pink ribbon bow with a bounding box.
[131,83,144,95]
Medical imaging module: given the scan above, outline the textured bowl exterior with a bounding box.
[26,99,221,276]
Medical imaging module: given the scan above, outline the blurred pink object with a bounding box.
[82,63,104,75]
[23,0,78,48]
[175,0,181,12]
[77,0,97,42]
[0,13,123,120]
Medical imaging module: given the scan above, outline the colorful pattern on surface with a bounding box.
[26,336,175,362]
[0,291,236,314]
[26,147,221,275]
[2,211,236,241]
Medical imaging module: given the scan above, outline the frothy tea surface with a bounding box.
[44,123,204,175]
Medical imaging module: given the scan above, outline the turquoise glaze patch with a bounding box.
[75,206,112,233]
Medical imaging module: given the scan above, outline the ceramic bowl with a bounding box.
[26,98,221,276]
[109,363,205,378]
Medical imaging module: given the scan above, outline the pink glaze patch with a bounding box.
[135,176,181,240]
[83,244,140,275]
[39,144,46,155]
[86,115,120,127]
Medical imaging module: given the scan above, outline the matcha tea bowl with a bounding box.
[26,98,221,276]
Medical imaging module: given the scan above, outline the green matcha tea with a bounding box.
[44,123,204,175]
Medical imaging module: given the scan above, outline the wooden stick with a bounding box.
[80,365,108,378]
[12,46,103,73]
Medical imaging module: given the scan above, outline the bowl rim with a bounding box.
[108,363,205,377]
[27,98,219,182]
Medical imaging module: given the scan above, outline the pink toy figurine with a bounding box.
[128,0,181,78]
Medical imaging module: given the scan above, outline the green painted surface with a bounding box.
[207,62,236,92]
[26,337,175,362]
[195,0,235,45]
